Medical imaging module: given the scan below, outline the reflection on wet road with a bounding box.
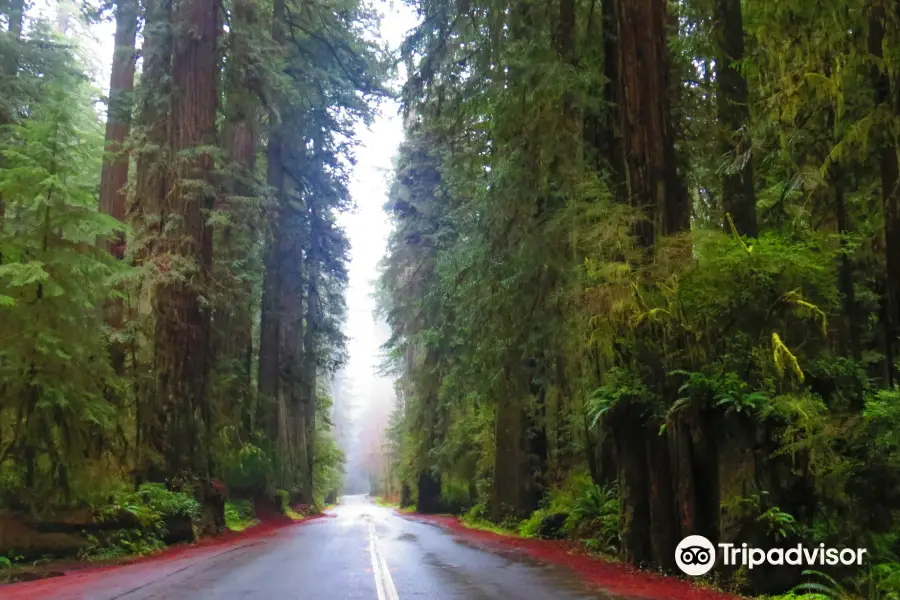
[7,495,630,599]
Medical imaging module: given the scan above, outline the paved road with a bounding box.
[5,495,627,600]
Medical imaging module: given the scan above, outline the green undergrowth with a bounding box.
[517,472,619,553]
[225,500,258,532]
[79,483,200,561]
[375,496,416,513]
[760,564,900,600]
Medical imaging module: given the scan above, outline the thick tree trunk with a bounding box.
[153,0,218,476]
[301,206,320,501]
[611,405,652,566]
[646,432,678,570]
[416,470,441,513]
[612,0,688,243]
[869,3,900,386]
[219,0,259,430]
[257,0,286,437]
[277,200,308,497]
[133,0,173,478]
[597,0,625,195]
[714,0,756,237]
[100,0,138,254]
[491,374,528,520]
[606,0,688,571]
[98,0,138,380]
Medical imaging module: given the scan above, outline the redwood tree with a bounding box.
[152,0,219,476]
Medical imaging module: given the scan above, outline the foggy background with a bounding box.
[330,2,418,496]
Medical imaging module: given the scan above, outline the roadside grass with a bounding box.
[284,507,305,521]
[459,518,516,536]
[374,496,417,513]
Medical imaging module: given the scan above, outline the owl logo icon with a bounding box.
[676,535,716,576]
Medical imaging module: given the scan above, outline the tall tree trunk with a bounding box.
[869,2,900,387]
[597,0,625,196]
[417,347,442,513]
[608,0,687,569]
[491,368,527,519]
[715,0,756,237]
[2,0,24,78]
[277,197,307,497]
[100,0,138,253]
[301,204,320,502]
[99,0,138,378]
[133,0,173,479]
[257,0,286,438]
[154,0,218,476]
[219,0,259,431]
[831,161,861,365]
[612,0,688,244]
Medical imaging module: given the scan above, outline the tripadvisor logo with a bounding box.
[675,535,868,577]
[676,535,716,576]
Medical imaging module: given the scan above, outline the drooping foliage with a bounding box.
[380,0,900,595]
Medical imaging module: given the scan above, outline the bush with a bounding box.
[83,483,201,559]
[519,509,569,539]
[439,480,472,514]
[518,471,619,550]
[217,435,273,497]
[136,483,202,520]
[225,500,257,532]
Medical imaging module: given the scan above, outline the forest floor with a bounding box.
[398,511,744,600]
[0,503,324,587]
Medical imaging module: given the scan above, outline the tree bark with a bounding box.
[612,0,688,243]
[301,204,321,501]
[611,404,652,566]
[606,0,688,570]
[133,0,173,478]
[153,0,219,476]
[597,0,625,196]
[715,0,756,237]
[257,0,286,437]
[869,2,900,387]
[99,0,138,245]
[219,0,259,430]
[98,0,138,379]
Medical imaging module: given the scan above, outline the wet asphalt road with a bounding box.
[9,495,627,600]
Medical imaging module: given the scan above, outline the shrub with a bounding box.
[439,480,472,514]
[218,437,273,497]
[225,500,257,532]
[83,483,201,559]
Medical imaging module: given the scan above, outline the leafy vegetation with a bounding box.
[378,0,900,596]
[0,0,378,561]
[225,500,258,532]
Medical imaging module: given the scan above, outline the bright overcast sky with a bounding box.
[339,1,417,419]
